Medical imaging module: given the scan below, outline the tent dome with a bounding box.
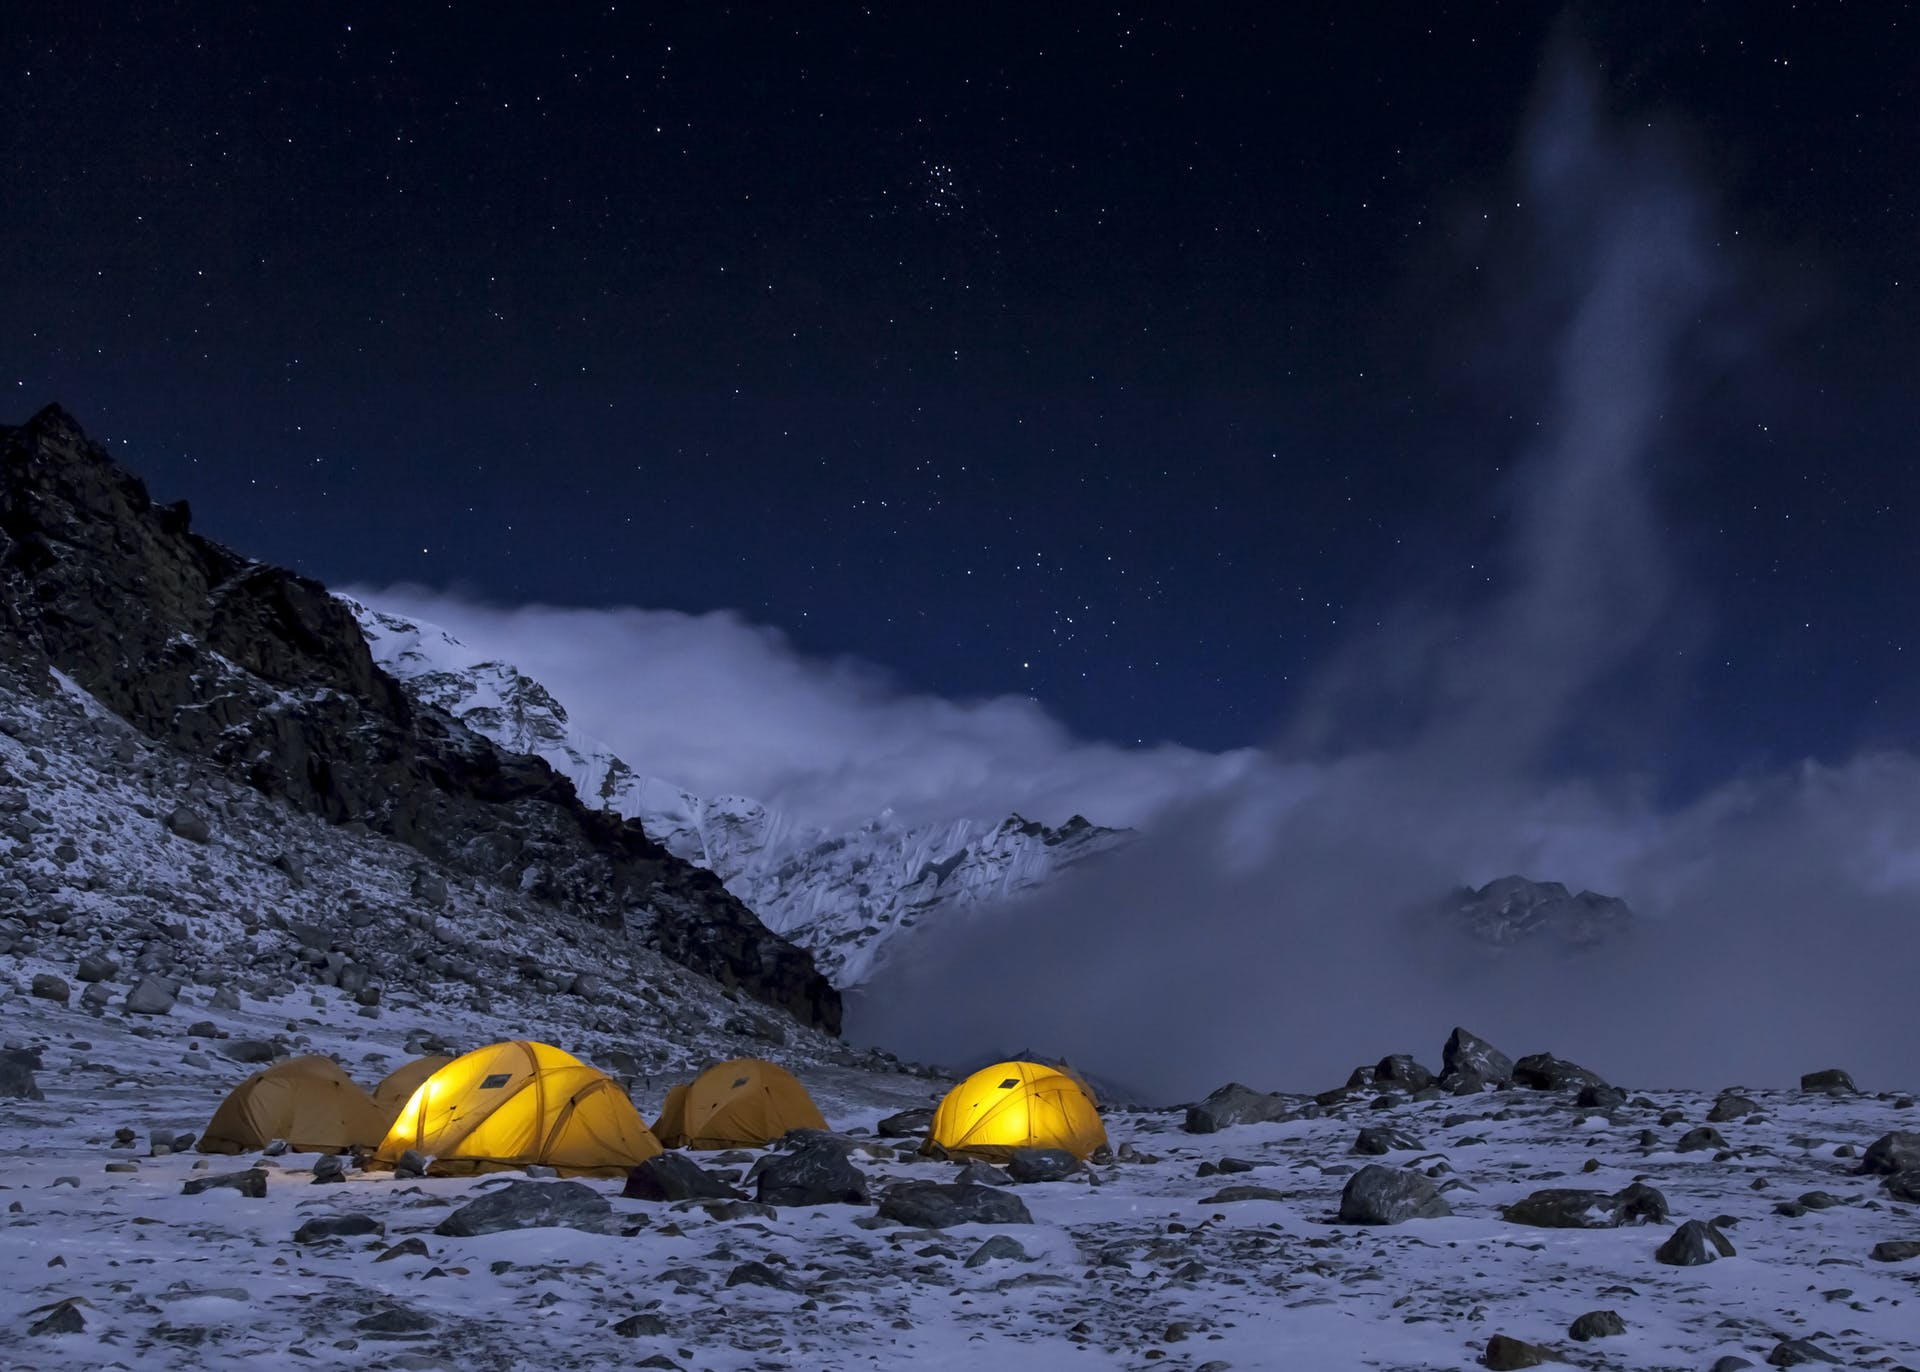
[371,1054,453,1116]
[926,1059,1107,1161]
[372,1040,661,1177]
[200,1055,388,1155]
[652,1058,827,1149]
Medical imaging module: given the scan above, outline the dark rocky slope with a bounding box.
[0,404,838,1031]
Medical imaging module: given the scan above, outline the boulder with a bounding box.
[725,1260,793,1291]
[1861,1131,1920,1175]
[221,1039,279,1064]
[953,1160,1011,1186]
[613,1313,669,1337]
[1202,1185,1290,1204]
[1499,1183,1667,1229]
[964,1234,1027,1267]
[1883,1171,1920,1203]
[1511,1053,1607,1092]
[165,806,211,842]
[1677,1126,1728,1153]
[1441,1026,1514,1089]
[27,1300,86,1336]
[0,1048,45,1101]
[1574,1083,1627,1112]
[877,1181,1034,1228]
[622,1153,747,1203]
[434,1181,612,1237]
[1869,1240,1920,1263]
[1184,1082,1293,1133]
[1005,1148,1080,1183]
[1374,1054,1435,1091]
[1800,1068,1856,1093]
[75,954,118,982]
[1707,1094,1759,1123]
[1337,1164,1451,1224]
[1655,1219,1735,1266]
[876,1107,934,1139]
[123,975,177,1016]
[1353,1125,1422,1155]
[755,1138,869,1207]
[1765,1338,1842,1366]
[30,973,70,1003]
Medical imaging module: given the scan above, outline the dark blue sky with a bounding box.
[5,4,1915,778]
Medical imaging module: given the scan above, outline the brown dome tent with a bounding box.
[652,1058,828,1149]
[372,1040,661,1177]
[372,1054,453,1118]
[199,1055,389,1155]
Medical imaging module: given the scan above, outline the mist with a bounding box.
[848,42,1920,1099]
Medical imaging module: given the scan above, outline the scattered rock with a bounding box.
[221,1039,279,1064]
[876,1107,934,1139]
[1006,1148,1080,1183]
[965,1234,1027,1267]
[164,806,210,842]
[1869,1240,1920,1263]
[623,1153,747,1203]
[1575,1083,1627,1111]
[877,1181,1034,1228]
[1353,1125,1422,1155]
[0,1048,45,1101]
[355,1305,435,1336]
[755,1138,870,1207]
[1337,1165,1451,1224]
[182,1168,267,1198]
[1708,1094,1759,1123]
[434,1181,612,1237]
[30,973,70,1003]
[1677,1126,1728,1153]
[954,1160,1011,1186]
[293,1213,383,1242]
[75,954,118,982]
[1374,1054,1435,1091]
[123,975,177,1016]
[375,1237,430,1262]
[1655,1219,1735,1266]
[1184,1082,1293,1133]
[1765,1337,1842,1366]
[27,1299,86,1336]
[1203,1185,1290,1204]
[725,1260,793,1291]
[1568,1310,1625,1341]
[1483,1333,1558,1368]
[1800,1068,1856,1093]
[1860,1131,1920,1175]
[311,1155,345,1184]
[613,1312,669,1337]
[1441,1026,1514,1091]
[1512,1053,1608,1093]
[1500,1183,1667,1229]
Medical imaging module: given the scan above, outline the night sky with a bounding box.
[5,4,1916,787]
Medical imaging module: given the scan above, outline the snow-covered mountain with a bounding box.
[346,599,1129,987]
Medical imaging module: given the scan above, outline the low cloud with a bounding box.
[338,587,1261,834]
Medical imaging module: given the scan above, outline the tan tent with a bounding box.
[652,1058,827,1149]
[199,1055,389,1155]
[925,1059,1107,1161]
[371,1040,662,1177]
[372,1055,453,1117]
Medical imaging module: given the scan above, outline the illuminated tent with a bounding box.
[651,1058,828,1149]
[925,1059,1107,1161]
[199,1055,389,1155]
[371,1055,453,1117]
[372,1040,662,1177]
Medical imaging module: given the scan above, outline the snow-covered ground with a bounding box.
[4,971,1917,1372]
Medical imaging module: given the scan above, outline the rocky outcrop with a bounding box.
[0,405,838,1031]
[1441,875,1634,953]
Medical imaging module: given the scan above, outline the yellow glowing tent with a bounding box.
[371,1054,453,1117]
[926,1059,1108,1161]
[651,1058,828,1149]
[372,1040,662,1177]
[199,1055,389,1155]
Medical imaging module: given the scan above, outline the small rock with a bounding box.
[964,1234,1027,1267]
[294,1213,383,1242]
[613,1312,669,1337]
[953,1160,1011,1186]
[1654,1219,1735,1266]
[165,807,211,842]
[1005,1148,1080,1183]
[1511,1052,1607,1092]
[1765,1338,1842,1366]
[1202,1185,1290,1204]
[1869,1240,1920,1263]
[221,1039,279,1064]
[182,1168,267,1199]
[435,1181,612,1237]
[375,1237,431,1262]
[27,1300,85,1336]
[1708,1094,1759,1122]
[75,955,118,982]
[1677,1126,1728,1153]
[124,975,177,1016]
[355,1305,435,1336]
[0,1048,45,1101]
[1353,1125,1422,1155]
[1860,1131,1920,1175]
[1483,1333,1557,1368]
[755,1138,869,1207]
[876,1107,934,1139]
[1568,1310,1625,1341]
[623,1153,746,1203]
[725,1260,792,1291]
[311,1155,345,1184]
[1374,1054,1436,1090]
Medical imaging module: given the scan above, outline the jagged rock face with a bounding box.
[1442,874,1634,953]
[351,601,1129,987]
[0,405,838,1031]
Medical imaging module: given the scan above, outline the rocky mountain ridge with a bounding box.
[0,405,838,1030]
[348,600,1130,986]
